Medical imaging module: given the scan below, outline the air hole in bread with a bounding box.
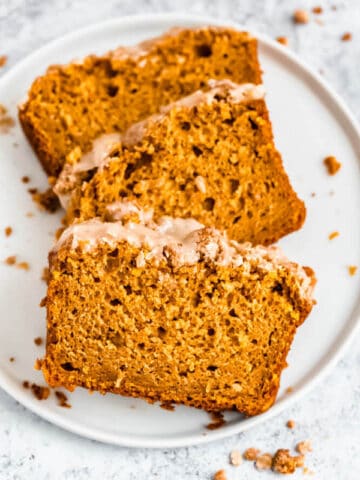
[203,197,215,211]
[195,44,212,57]
[107,85,119,97]
[192,145,203,156]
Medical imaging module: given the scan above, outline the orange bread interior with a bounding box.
[19,27,261,177]
[61,80,305,245]
[41,204,315,416]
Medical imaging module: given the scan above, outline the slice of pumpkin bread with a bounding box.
[60,80,305,246]
[40,202,315,416]
[19,26,261,177]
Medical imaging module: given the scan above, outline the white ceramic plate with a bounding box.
[0,13,360,449]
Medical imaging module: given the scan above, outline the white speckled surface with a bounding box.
[1,1,360,478]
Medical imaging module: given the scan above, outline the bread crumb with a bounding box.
[55,390,71,408]
[286,419,296,429]
[328,231,339,240]
[32,187,60,213]
[229,450,242,466]
[255,453,273,470]
[0,104,15,133]
[31,383,50,400]
[341,32,352,42]
[348,265,357,276]
[34,337,43,346]
[272,449,304,474]
[310,192,316,197]
[312,6,323,14]
[28,187,38,195]
[34,358,42,370]
[22,380,30,389]
[296,440,313,454]
[213,469,227,480]
[0,55,7,68]
[4,226,12,237]
[9,357,15,362]
[285,386,294,394]
[5,255,16,265]
[303,466,315,475]
[276,36,289,46]
[293,9,309,24]
[21,176,30,183]
[243,447,260,461]
[160,402,175,411]
[26,212,34,218]
[16,261,30,271]
[39,297,47,308]
[323,155,341,175]
[42,267,50,284]
[206,411,226,430]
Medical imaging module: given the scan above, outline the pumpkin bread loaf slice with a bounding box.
[19,26,261,177]
[59,80,305,246]
[40,202,315,416]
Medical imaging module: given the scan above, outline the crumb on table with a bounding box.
[276,36,289,46]
[293,9,309,24]
[296,440,313,454]
[213,470,227,480]
[286,419,296,429]
[323,156,341,175]
[348,265,358,276]
[0,55,7,68]
[255,453,273,470]
[272,449,304,474]
[328,231,339,240]
[34,337,43,346]
[229,450,242,466]
[243,447,260,461]
[341,32,352,42]
[4,226,12,237]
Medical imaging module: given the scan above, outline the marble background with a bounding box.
[1,0,360,478]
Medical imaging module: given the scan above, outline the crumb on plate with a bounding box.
[160,402,175,411]
[55,391,71,408]
[0,55,7,68]
[293,9,309,24]
[5,255,16,265]
[21,176,30,183]
[328,231,339,240]
[32,187,60,213]
[206,411,226,430]
[31,383,50,400]
[323,155,341,175]
[34,337,43,346]
[9,357,15,362]
[312,6,323,14]
[341,32,352,41]
[16,261,30,271]
[348,265,358,276]
[4,226,12,237]
[0,104,15,133]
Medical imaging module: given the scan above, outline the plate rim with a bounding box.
[1,11,360,449]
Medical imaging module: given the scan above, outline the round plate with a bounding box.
[0,13,360,449]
